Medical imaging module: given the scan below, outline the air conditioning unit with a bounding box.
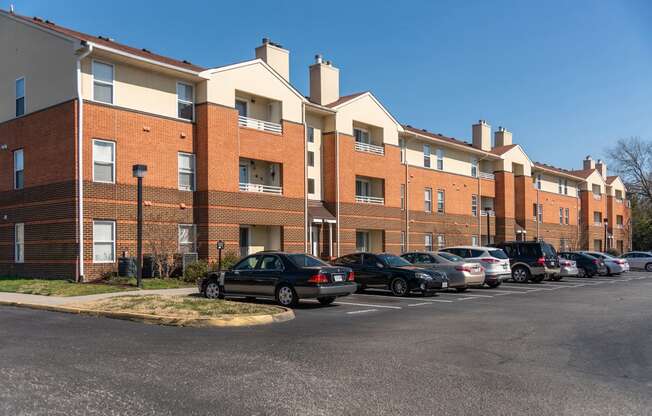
[182,253,199,273]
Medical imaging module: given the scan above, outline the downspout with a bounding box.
[336,132,340,257]
[76,43,93,282]
[405,151,409,251]
[302,103,308,253]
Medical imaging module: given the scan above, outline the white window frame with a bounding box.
[307,151,315,167]
[353,127,370,144]
[176,81,195,121]
[92,220,116,263]
[559,207,564,225]
[307,126,315,143]
[565,208,570,225]
[538,204,543,223]
[424,187,432,213]
[235,98,248,117]
[471,235,479,246]
[400,231,406,253]
[558,178,563,194]
[307,178,315,195]
[471,194,478,217]
[14,148,24,190]
[15,76,25,117]
[92,60,115,104]
[178,152,196,191]
[92,139,116,184]
[356,231,369,252]
[15,223,24,263]
[536,174,542,190]
[356,178,371,197]
[471,158,478,178]
[437,189,445,213]
[423,144,431,168]
[424,233,433,251]
[178,224,197,253]
[437,234,445,249]
[436,148,444,170]
[400,184,405,210]
[399,138,406,164]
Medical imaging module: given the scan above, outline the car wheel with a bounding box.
[487,281,501,288]
[390,277,409,297]
[317,296,336,305]
[577,267,586,278]
[456,287,468,293]
[646,263,652,272]
[276,284,298,307]
[204,281,221,299]
[512,266,530,283]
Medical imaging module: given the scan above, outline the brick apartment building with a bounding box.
[0,9,631,280]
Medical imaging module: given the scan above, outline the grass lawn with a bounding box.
[68,295,281,318]
[0,277,194,297]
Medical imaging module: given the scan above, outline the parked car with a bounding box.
[199,252,356,307]
[439,246,511,286]
[332,252,448,296]
[490,241,561,282]
[558,251,607,277]
[621,251,652,272]
[558,258,579,277]
[400,251,487,291]
[580,251,630,276]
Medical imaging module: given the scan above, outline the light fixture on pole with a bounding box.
[132,164,148,288]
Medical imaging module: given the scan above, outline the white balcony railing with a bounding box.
[616,198,624,204]
[355,142,385,155]
[238,115,282,134]
[479,172,495,180]
[239,182,283,195]
[355,195,385,205]
[593,194,602,200]
[481,210,496,217]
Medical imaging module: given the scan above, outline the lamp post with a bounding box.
[603,218,609,252]
[132,164,148,288]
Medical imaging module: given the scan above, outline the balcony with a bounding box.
[479,172,495,180]
[239,183,282,195]
[481,210,496,217]
[355,141,384,156]
[238,115,282,134]
[355,195,385,205]
[593,194,602,201]
[616,198,624,204]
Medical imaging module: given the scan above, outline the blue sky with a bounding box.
[6,0,651,169]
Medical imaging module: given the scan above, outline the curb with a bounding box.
[0,300,295,327]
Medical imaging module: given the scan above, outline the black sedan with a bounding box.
[199,251,356,307]
[558,251,608,278]
[332,252,448,296]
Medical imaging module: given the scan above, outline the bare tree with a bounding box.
[145,218,178,278]
[607,137,652,200]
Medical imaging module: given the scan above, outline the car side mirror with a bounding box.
[376,262,385,268]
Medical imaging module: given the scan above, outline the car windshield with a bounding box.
[437,252,463,262]
[541,243,557,257]
[488,249,509,259]
[287,254,329,267]
[378,254,412,267]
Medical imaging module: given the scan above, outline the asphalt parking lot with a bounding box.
[1,270,651,416]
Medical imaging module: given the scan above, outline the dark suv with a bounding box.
[490,241,561,283]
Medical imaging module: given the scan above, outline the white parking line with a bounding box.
[456,297,480,301]
[481,289,517,294]
[335,301,402,309]
[500,284,552,291]
[419,298,454,303]
[346,309,378,315]
[407,302,431,307]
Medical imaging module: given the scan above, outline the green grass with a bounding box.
[0,277,194,297]
[69,295,281,317]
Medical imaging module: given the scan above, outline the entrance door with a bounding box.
[239,226,250,257]
[311,226,320,257]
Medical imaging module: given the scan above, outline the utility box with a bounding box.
[118,257,136,277]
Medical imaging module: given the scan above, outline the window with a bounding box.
[354,128,370,144]
[471,235,479,246]
[14,223,24,263]
[235,99,248,117]
[400,231,405,253]
[424,188,432,213]
[307,151,315,167]
[92,140,115,183]
[564,179,568,195]
[176,82,194,121]
[92,61,114,104]
[308,178,315,194]
[399,138,406,164]
[178,153,195,191]
[400,184,405,210]
[259,255,283,271]
[235,255,260,270]
[471,194,478,217]
[593,239,602,251]
[558,178,563,194]
[13,149,24,190]
[356,178,370,197]
[15,77,25,117]
[593,211,602,225]
[615,190,623,201]
[592,184,601,195]
[535,174,542,190]
[437,235,445,249]
[436,149,444,170]
[424,233,433,251]
[565,208,570,225]
[533,203,542,223]
[559,208,564,225]
[356,231,369,252]
[437,190,445,213]
[471,158,478,178]
[307,126,315,143]
[423,144,431,168]
[93,220,115,263]
[616,215,623,226]
[178,224,197,253]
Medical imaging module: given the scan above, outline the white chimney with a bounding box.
[255,38,290,81]
[472,120,491,151]
[494,126,512,148]
[595,159,607,177]
[583,155,595,170]
[309,54,339,106]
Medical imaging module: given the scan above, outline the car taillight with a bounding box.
[347,271,355,281]
[308,273,329,284]
[536,257,546,266]
[560,260,572,266]
[481,258,500,264]
[616,259,626,265]
[455,265,472,272]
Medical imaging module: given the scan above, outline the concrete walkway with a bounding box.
[0,287,197,306]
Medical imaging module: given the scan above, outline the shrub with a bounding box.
[605,248,621,257]
[211,252,240,271]
[182,260,209,283]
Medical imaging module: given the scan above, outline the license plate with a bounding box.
[502,264,508,269]
[442,282,448,288]
[333,274,344,282]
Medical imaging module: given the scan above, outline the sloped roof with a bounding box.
[403,125,478,150]
[606,176,619,184]
[568,169,596,179]
[490,144,518,155]
[5,11,205,72]
[325,92,367,108]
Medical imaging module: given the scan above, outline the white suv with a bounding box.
[439,246,511,287]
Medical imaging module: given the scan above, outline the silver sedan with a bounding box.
[621,251,652,272]
[401,251,486,292]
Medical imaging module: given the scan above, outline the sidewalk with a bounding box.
[0,287,197,307]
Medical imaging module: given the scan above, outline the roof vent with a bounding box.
[97,35,114,42]
[142,48,151,53]
[33,16,43,22]
[9,4,14,13]
[315,54,323,64]
[182,60,192,65]
[45,19,54,25]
